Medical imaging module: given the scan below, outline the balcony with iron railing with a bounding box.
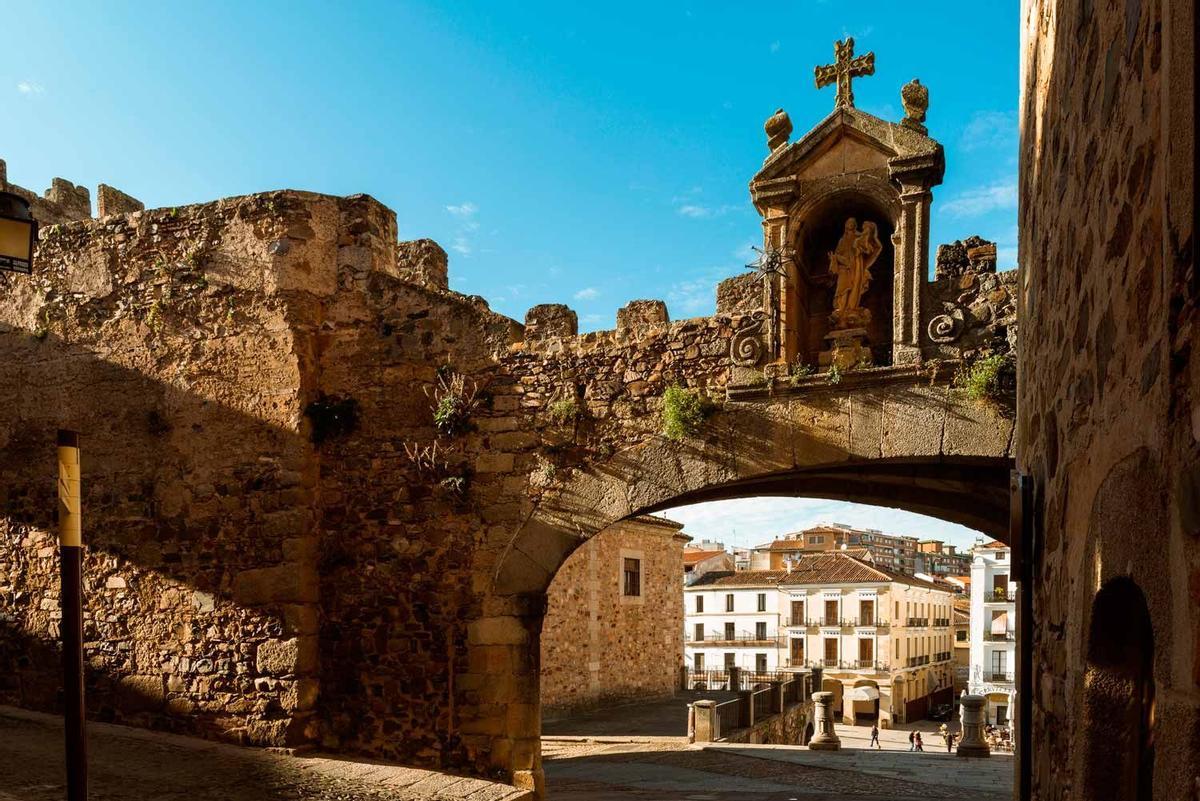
[933,617,951,627]
[906,655,931,668]
[984,630,1016,642]
[984,588,1016,602]
[905,617,929,627]
[934,651,952,662]
[987,671,1016,683]
[685,631,783,645]
[849,617,889,628]
[806,617,849,627]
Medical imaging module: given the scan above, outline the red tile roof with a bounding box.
[687,554,948,592]
[687,570,788,587]
[683,549,728,567]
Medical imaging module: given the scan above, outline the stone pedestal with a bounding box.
[956,694,991,758]
[819,328,872,370]
[808,691,841,750]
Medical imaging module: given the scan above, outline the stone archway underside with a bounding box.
[638,457,1011,538]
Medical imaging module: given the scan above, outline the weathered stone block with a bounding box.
[616,300,669,334]
[523,304,577,340]
[233,565,318,606]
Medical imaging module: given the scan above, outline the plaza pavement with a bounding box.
[0,706,531,801]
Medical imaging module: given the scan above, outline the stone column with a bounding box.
[808,691,841,750]
[956,694,991,757]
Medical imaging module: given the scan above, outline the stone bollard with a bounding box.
[692,700,717,742]
[808,691,841,750]
[956,694,991,757]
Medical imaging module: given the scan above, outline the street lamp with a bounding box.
[0,191,38,274]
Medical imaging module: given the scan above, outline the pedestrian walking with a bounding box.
[870,724,881,749]
[908,730,916,751]
[946,731,956,752]
[914,731,925,752]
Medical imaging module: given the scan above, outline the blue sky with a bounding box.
[5,1,1017,332]
[3,2,1015,547]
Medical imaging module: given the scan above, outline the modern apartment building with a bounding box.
[914,539,973,576]
[684,552,957,726]
[967,541,1017,726]
[748,523,923,574]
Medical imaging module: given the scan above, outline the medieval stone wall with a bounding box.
[540,516,685,717]
[1018,0,1195,799]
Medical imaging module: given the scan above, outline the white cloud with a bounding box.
[16,81,44,95]
[573,287,599,301]
[940,179,1018,218]
[445,202,477,217]
[961,110,1018,152]
[677,203,741,219]
[446,202,481,257]
[656,497,991,552]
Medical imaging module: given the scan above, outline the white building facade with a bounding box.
[968,542,1017,725]
[683,553,957,726]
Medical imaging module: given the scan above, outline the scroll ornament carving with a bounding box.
[730,311,767,366]
[927,304,966,343]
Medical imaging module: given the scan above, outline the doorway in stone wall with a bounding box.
[1080,577,1155,801]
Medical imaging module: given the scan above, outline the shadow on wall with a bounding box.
[0,327,317,746]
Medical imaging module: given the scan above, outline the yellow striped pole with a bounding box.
[57,429,86,801]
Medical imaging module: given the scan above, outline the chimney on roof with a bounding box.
[785,559,793,574]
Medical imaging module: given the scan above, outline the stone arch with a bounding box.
[1080,577,1155,801]
[475,384,1013,793]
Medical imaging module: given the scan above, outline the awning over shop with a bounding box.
[847,685,880,701]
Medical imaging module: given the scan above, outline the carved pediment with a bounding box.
[750,108,944,212]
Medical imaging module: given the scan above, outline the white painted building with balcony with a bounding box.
[683,552,957,726]
[968,541,1017,725]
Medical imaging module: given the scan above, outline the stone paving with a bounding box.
[542,721,1013,801]
[0,707,531,801]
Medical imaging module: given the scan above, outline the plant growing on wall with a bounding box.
[661,384,711,441]
[547,396,580,426]
[826,364,843,385]
[403,440,469,496]
[954,352,1015,404]
[427,368,480,436]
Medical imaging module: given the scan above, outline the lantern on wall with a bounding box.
[0,191,38,274]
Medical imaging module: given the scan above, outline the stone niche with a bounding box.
[749,106,944,368]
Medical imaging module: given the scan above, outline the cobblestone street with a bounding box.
[0,708,530,801]
[543,722,1012,801]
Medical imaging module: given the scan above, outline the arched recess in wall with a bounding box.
[1081,577,1155,801]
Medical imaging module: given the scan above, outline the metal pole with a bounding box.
[57,429,85,801]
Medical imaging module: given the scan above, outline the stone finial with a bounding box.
[616,299,669,334]
[96,184,145,218]
[764,108,793,152]
[523,304,578,341]
[0,159,7,187]
[900,78,929,134]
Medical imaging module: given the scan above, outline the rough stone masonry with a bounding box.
[0,66,1021,798]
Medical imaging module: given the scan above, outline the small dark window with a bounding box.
[623,557,641,597]
[696,595,704,613]
[724,622,736,640]
[725,593,734,612]
[756,621,767,640]
[694,623,704,641]
[956,629,968,642]
[724,652,736,667]
[756,653,767,672]
[757,593,766,612]
[694,653,704,671]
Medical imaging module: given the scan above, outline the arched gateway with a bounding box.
[0,42,1015,801]
[478,47,1016,793]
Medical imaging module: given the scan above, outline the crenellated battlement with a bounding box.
[0,157,144,226]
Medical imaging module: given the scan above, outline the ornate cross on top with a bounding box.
[814,37,875,110]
